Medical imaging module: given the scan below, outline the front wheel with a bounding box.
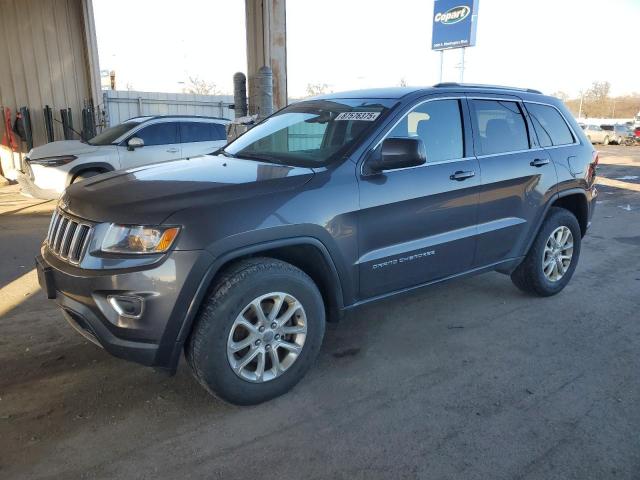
[186,258,325,405]
[511,207,582,297]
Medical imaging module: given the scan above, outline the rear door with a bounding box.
[357,96,480,298]
[179,121,228,158]
[117,121,181,168]
[469,97,557,266]
[524,101,580,191]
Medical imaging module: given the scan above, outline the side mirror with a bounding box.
[366,137,426,174]
[127,137,144,151]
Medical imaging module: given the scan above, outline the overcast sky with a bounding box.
[93,0,639,98]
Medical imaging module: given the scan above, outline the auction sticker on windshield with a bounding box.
[335,112,380,121]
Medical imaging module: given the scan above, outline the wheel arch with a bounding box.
[552,189,589,236]
[503,188,589,276]
[65,162,115,186]
[165,237,345,373]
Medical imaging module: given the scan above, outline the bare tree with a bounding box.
[184,75,220,95]
[585,81,611,101]
[305,83,330,97]
[398,77,408,87]
[579,81,611,117]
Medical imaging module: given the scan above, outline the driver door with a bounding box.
[357,97,480,298]
[117,121,182,169]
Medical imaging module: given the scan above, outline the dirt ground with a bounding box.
[1,146,639,479]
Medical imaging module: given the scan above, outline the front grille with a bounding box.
[46,209,92,264]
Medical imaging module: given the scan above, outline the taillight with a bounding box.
[588,150,599,181]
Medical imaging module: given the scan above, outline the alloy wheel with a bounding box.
[227,292,307,383]
[542,226,574,282]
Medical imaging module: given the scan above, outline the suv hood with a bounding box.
[62,154,315,224]
[29,140,107,159]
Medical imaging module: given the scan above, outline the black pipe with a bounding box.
[19,106,33,151]
[44,105,54,142]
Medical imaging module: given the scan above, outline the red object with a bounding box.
[588,150,599,183]
[1,107,19,151]
[634,127,640,138]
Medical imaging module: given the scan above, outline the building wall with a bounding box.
[0,0,98,150]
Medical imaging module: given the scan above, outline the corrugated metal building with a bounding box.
[0,0,101,150]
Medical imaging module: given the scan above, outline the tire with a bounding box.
[511,207,582,297]
[604,136,610,145]
[186,257,325,405]
[72,169,103,183]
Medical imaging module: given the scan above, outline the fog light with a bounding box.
[107,295,144,318]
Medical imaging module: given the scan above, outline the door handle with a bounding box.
[166,148,179,153]
[450,170,475,181]
[530,158,550,167]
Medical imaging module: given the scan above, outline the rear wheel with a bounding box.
[186,258,325,405]
[511,207,581,297]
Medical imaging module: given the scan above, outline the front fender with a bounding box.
[162,234,348,374]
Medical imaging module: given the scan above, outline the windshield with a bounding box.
[87,121,143,146]
[223,98,397,166]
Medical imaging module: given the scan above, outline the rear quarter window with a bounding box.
[525,103,574,147]
[180,122,227,143]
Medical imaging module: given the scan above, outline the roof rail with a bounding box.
[433,82,542,95]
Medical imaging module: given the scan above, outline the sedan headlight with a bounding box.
[28,155,77,167]
[101,225,180,254]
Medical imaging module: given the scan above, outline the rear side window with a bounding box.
[525,103,574,147]
[134,122,178,146]
[180,122,227,143]
[388,99,464,163]
[471,100,529,155]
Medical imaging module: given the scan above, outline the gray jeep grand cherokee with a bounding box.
[37,84,598,405]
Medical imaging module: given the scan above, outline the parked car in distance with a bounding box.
[37,84,598,405]
[584,124,609,144]
[21,115,230,199]
[610,124,636,145]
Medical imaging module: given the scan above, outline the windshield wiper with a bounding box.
[216,148,236,158]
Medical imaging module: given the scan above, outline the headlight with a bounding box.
[101,225,180,254]
[28,155,77,167]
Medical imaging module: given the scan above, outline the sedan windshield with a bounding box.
[87,120,143,146]
[223,98,397,166]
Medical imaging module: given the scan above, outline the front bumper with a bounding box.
[37,246,215,369]
[16,172,60,200]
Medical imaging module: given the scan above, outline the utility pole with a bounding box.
[578,90,584,120]
[612,99,616,118]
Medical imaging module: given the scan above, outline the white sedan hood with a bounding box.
[28,140,112,159]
